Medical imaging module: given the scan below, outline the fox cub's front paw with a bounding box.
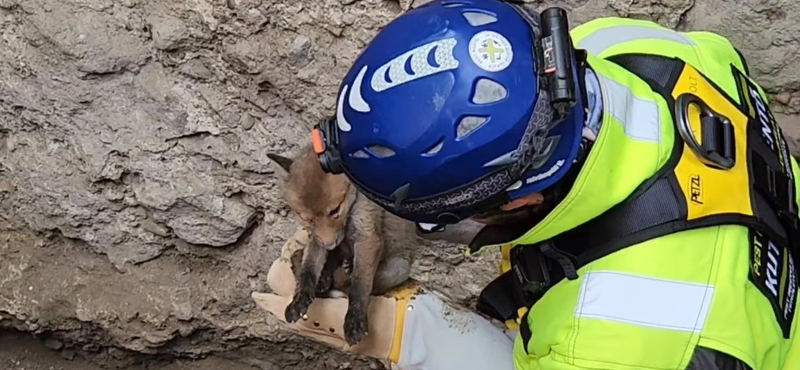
[343,305,368,346]
[284,292,314,323]
[316,267,335,295]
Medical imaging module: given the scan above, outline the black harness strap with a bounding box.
[554,175,687,264]
[474,53,800,347]
[475,54,687,324]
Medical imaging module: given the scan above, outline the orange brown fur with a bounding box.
[268,144,417,345]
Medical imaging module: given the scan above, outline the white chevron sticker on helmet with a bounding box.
[370,38,459,92]
[336,39,458,132]
[336,85,352,132]
[348,65,371,113]
[336,65,370,132]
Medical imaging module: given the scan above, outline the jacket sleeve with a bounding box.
[395,293,517,370]
[569,17,751,90]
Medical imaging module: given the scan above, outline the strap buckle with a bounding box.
[675,93,736,170]
[475,241,581,323]
[753,153,797,226]
[475,245,552,323]
[510,245,552,297]
[539,242,580,280]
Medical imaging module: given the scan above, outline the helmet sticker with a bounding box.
[525,159,565,184]
[370,38,459,93]
[336,39,460,133]
[348,65,371,113]
[335,84,353,132]
[336,64,371,133]
[468,31,513,72]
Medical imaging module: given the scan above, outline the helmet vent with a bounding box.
[457,116,488,139]
[422,139,444,156]
[351,150,370,159]
[472,78,507,104]
[463,12,497,27]
[366,145,396,158]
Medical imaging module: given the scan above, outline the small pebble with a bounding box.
[775,92,792,105]
[41,336,57,350]
[60,349,76,360]
[240,112,257,130]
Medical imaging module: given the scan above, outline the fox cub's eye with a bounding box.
[329,205,341,218]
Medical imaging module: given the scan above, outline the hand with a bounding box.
[252,282,418,362]
[253,226,416,362]
[252,227,517,370]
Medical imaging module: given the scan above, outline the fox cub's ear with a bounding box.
[267,153,293,180]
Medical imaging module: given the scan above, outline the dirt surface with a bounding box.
[2,0,800,369]
[0,329,277,370]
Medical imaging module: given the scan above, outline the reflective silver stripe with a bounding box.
[597,73,661,143]
[576,25,695,55]
[575,271,714,332]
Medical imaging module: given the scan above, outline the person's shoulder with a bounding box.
[570,16,666,40]
[570,17,688,61]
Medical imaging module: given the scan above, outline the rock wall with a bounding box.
[1,0,800,369]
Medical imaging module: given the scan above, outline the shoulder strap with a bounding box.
[476,53,800,337]
[550,53,798,278]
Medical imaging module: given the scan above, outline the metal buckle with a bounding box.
[675,93,736,170]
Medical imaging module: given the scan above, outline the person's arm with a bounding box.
[253,228,516,370]
[387,288,517,370]
[254,283,517,370]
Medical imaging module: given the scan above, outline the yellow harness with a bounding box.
[478,54,799,344]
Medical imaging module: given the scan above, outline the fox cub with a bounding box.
[268,144,417,345]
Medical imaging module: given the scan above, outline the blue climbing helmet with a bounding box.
[312,0,586,227]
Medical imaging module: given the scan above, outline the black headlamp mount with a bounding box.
[312,2,578,226]
[311,116,344,174]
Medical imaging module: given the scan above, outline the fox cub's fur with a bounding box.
[268,144,417,345]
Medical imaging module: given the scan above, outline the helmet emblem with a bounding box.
[469,31,513,72]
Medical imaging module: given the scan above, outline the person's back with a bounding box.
[492,16,800,370]
[254,2,800,369]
